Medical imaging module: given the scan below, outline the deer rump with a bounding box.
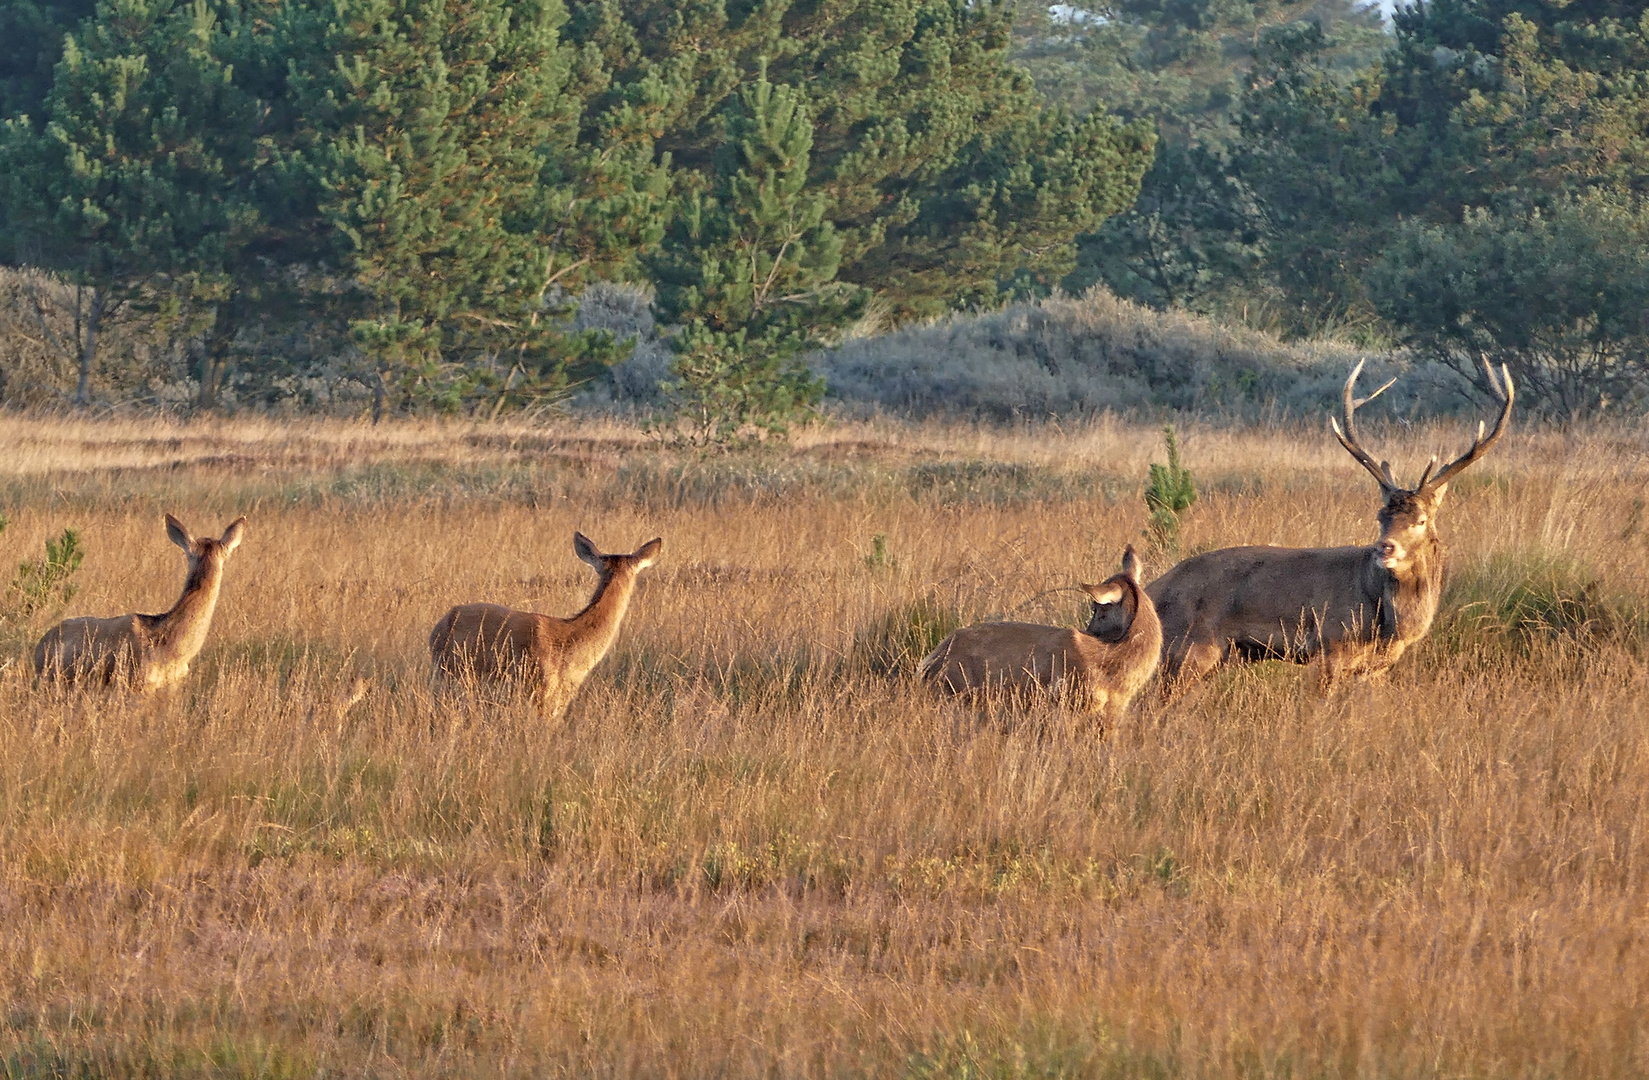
[1148,543,1424,670]
[921,622,1123,706]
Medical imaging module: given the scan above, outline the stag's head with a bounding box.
[1330,360,1514,573]
[1082,546,1144,642]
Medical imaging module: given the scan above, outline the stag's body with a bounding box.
[33,515,247,690]
[1149,538,1442,684]
[430,533,661,717]
[1150,359,1511,688]
[920,547,1161,725]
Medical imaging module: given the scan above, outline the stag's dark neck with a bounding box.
[1368,536,1445,644]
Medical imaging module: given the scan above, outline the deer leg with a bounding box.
[1314,642,1388,694]
[1171,640,1225,689]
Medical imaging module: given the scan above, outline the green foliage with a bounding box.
[1018,0,1385,318]
[0,0,263,403]
[6,524,83,620]
[864,533,895,572]
[857,594,961,677]
[0,0,97,137]
[1436,548,1647,658]
[650,64,845,444]
[1144,425,1196,553]
[274,0,626,415]
[1370,194,1649,418]
[654,323,824,447]
[2,0,1154,414]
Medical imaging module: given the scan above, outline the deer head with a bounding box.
[1329,359,1513,573]
[1082,546,1145,642]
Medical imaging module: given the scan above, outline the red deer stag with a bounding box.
[34,514,247,690]
[430,532,661,718]
[1148,360,1513,688]
[919,546,1162,727]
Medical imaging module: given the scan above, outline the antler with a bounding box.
[1426,358,1514,491]
[1329,359,1401,493]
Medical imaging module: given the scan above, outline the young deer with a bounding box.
[1148,359,1514,689]
[919,547,1162,727]
[429,532,662,718]
[34,514,247,690]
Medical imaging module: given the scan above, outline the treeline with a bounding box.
[1019,0,1649,418]
[5,0,1649,425]
[0,0,1152,421]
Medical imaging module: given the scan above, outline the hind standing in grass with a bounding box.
[430,532,662,718]
[33,514,247,690]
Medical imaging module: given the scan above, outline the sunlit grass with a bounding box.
[0,412,1645,1076]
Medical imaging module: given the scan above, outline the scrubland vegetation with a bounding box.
[0,411,1645,1077]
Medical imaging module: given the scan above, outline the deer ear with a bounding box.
[219,517,247,554]
[634,537,663,569]
[573,532,604,569]
[1120,544,1143,582]
[1082,582,1125,605]
[164,514,194,552]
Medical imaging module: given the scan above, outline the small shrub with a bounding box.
[652,325,824,448]
[856,594,962,676]
[5,523,83,622]
[864,533,896,571]
[1436,549,1647,657]
[1144,425,1196,553]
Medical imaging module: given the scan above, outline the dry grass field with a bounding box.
[0,411,1646,1078]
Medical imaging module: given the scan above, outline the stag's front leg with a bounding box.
[1312,641,1394,694]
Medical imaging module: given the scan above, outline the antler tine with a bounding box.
[1427,363,1515,491]
[1333,360,1401,492]
[1414,454,1438,491]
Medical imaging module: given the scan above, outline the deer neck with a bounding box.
[566,568,641,666]
[150,555,227,663]
[1367,534,1445,643]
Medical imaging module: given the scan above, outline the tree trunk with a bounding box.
[74,286,105,408]
[198,298,237,411]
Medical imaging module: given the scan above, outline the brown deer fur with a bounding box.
[1149,360,1513,689]
[919,547,1162,726]
[429,532,662,718]
[34,514,247,690]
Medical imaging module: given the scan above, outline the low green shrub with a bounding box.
[856,595,963,677]
[1435,548,1647,657]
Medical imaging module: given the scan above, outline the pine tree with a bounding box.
[1021,0,1386,317]
[0,0,260,404]
[273,0,629,414]
[569,0,1154,321]
[0,0,98,125]
[650,64,845,442]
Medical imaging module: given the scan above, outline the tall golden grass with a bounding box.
[0,412,1646,1077]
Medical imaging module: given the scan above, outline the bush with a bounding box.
[1144,425,1196,553]
[1435,549,1647,657]
[812,287,1438,421]
[2,521,83,623]
[855,595,963,677]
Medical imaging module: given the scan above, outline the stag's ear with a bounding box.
[164,514,194,552]
[219,517,247,554]
[573,531,605,570]
[1120,544,1143,582]
[1426,481,1450,504]
[633,537,663,570]
[1082,582,1126,605]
